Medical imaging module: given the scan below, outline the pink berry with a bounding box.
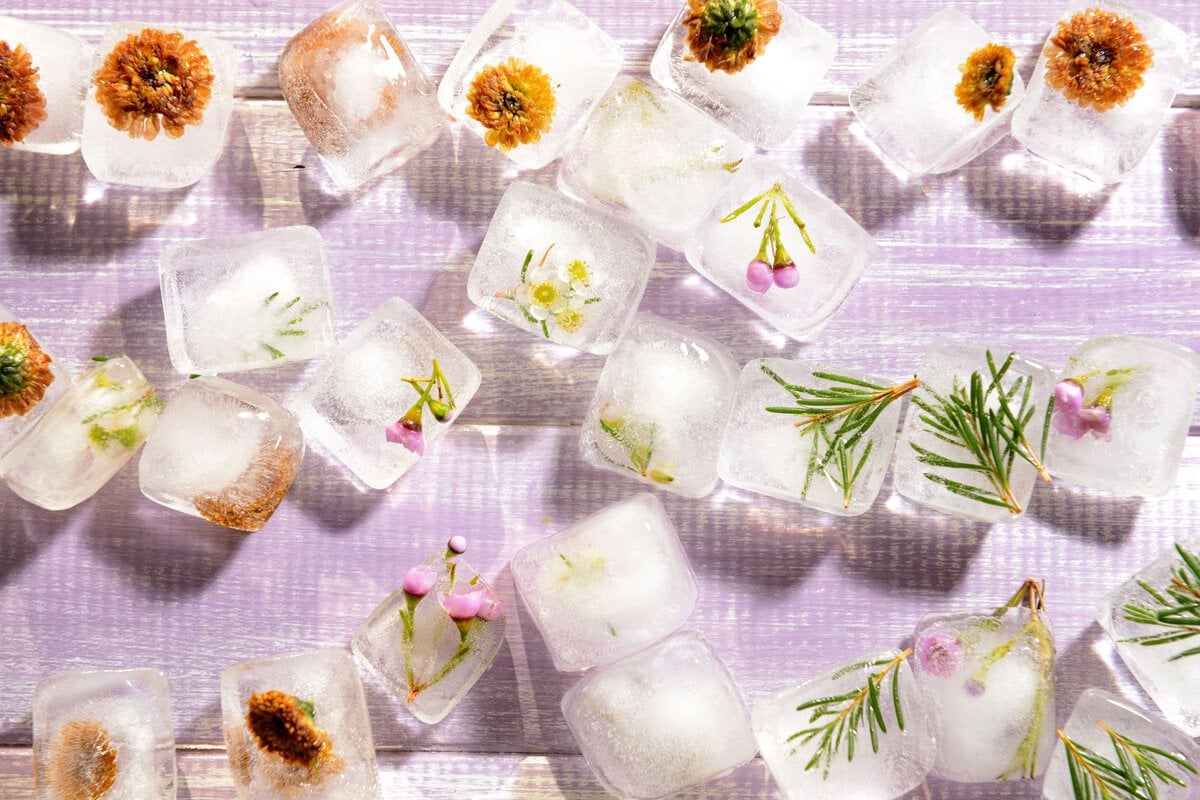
[772,264,800,289]
[745,260,773,293]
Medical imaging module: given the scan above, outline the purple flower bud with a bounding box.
[447,535,467,554]
[1079,405,1113,439]
[772,263,800,289]
[440,590,484,620]
[916,632,963,678]
[745,260,773,293]
[1054,379,1084,414]
[386,417,425,455]
[964,678,986,697]
[402,565,437,597]
[1052,407,1089,439]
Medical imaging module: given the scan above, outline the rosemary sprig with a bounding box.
[261,291,329,360]
[1057,721,1197,800]
[1122,544,1200,661]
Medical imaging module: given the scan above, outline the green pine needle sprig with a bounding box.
[1122,544,1200,661]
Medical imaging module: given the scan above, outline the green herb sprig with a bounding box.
[1057,721,1197,800]
[1122,544,1200,661]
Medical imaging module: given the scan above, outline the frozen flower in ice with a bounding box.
[44,720,118,800]
[476,588,505,621]
[955,43,1016,122]
[448,535,467,554]
[0,41,48,147]
[193,444,301,532]
[916,631,963,678]
[386,408,425,455]
[1053,377,1114,440]
[440,589,485,620]
[525,277,570,321]
[1077,404,1113,437]
[245,690,332,768]
[554,307,586,334]
[772,263,799,289]
[964,677,986,697]
[1044,9,1153,113]
[465,57,556,151]
[683,0,781,75]
[0,321,54,418]
[403,564,438,597]
[745,259,773,293]
[1055,378,1085,414]
[559,259,591,291]
[723,182,815,294]
[94,28,215,140]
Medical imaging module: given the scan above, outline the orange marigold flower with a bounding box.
[246,690,332,768]
[43,720,118,800]
[0,40,48,147]
[1044,9,1153,113]
[0,321,54,418]
[194,444,301,532]
[465,57,556,151]
[683,0,781,74]
[956,43,1017,122]
[94,28,215,141]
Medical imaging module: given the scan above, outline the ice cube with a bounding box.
[1012,0,1193,184]
[580,313,739,498]
[849,8,1025,175]
[1098,541,1200,736]
[717,358,906,516]
[0,16,90,154]
[511,493,697,672]
[1043,688,1200,800]
[159,226,336,376]
[289,297,481,490]
[279,0,444,189]
[753,649,935,800]
[81,23,236,188]
[562,630,757,800]
[892,342,1054,524]
[684,157,876,341]
[467,181,655,354]
[352,540,505,724]
[0,355,160,510]
[0,301,68,459]
[33,668,175,800]
[649,0,835,148]
[1046,336,1200,498]
[558,77,754,251]
[138,377,304,532]
[438,0,623,170]
[221,647,378,799]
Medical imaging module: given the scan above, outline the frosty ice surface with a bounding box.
[33,668,175,800]
[511,493,697,672]
[562,631,757,800]
[0,301,67,459]
[438,0,623,170]
[685,157,876,341]
[159,226,336,376]
[280,0,444,189]
[82,23,236,188]
[1046,336,1200,498]
[1013,0,1193,184]
[850,8,1025,175]
[580,313,739,498]
[467,181,655,354]
[650,0,835,147]
[221,648,378,799]
[0,16,90,154]
[289,297,481,490]
[0,356,160,510]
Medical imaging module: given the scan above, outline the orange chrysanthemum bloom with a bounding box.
[956,43,1017,122]
[94,28,215,140]
[683,0,781,74]
[0,321,54,418]
[0,40,48,147]
[1044,9,1154,112]
[465,58,556,151]
[194,445,301,532]
[246,691,332,768]
[43,720,118,800]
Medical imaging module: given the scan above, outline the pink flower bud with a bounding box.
[772,264,800,289]
[745,260,773,293]
[440,590,484,620]
[476,589,505,621]
[1054,379,1084,414]
[447,535,467,554]
[386,417,425,455]
[402,565,437,597]
[916,632,962,678]
[1079,405,1113,438]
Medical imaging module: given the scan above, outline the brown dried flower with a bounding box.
[43,720,118,800]
[683,0,781,74]
[194,444,301,532]
[94,28,215,140]
[465,57,556,151]
[956,43,1017,122]
[246,691,332,768]
[0,321,54,418]
[1044,9,1154,112]
[0,40,48,147]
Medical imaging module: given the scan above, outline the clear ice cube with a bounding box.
[580,313,739,498]
[33,668,175,800]
[289,297,481,490]
[81,23,236,188]
[562,630,757,800]
[511,493,697,672]
[0,355,160,510]
[0,16,90,154]
[467,180,655,354]
[221,647,378,799]
[0,301,68,459]
[159,225,336,376]
[279,0,444,189]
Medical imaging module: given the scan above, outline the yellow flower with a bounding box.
[1044,10,1153,113]
[465,57,556,150]
[684,0,781,74]
[0,40,48,147]
[955,44,1016,122]
[560,259,590,289]
[555,308,585,333]
[526,277,570,320]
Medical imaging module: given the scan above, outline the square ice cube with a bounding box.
[467,181,655,354]
[0,356,161,510]
[0,16,90,154]
[1043,688,1200,800]
[437,0,623,170]
[511,493,697,672]
[649,1,835,147]
[138,377,304,532]
[850,8,1026,175]
[1013,0,1194,184]
[289,297,481,490]
[753,649,935,800]
[1046,336,1200,498]
[82,24,236,188]
[0,301,68,459]
[279,0,444,189]
[562,631,757,800]
[580,313,739,498]
[221,648,378,799]
[352,543,506,724]
[159,226,336,376]
[893,342,1054,524]
[33,668,175,800]
[717,358,906,516]
[558,77,754,251]
[684,157,876,340]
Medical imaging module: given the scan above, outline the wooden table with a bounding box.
[1,1,1198,797]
